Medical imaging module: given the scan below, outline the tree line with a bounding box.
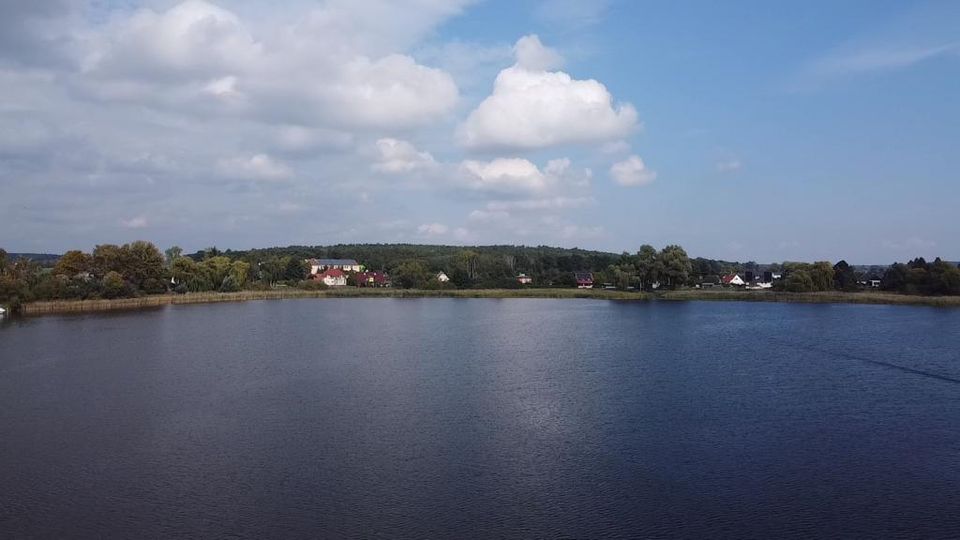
[2,242,958,311]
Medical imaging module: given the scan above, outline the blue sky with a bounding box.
[0,0,957,263]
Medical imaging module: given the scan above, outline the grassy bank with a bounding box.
[656,289,960,307]
[18,287,960,316]
[20,287,649,315]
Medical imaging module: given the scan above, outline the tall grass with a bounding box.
[657,289,960,307]
[21,288,650,315]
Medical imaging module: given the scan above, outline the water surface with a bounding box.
[1,299,959,538]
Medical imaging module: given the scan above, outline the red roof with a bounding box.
[721,274,740,284]
[319,268,345,278]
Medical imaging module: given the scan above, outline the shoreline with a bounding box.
[13,287,960,316]
[657,289,960,307]
[18,288,649,315]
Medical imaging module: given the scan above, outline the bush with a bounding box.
[784,270,814,293]
[102,271,132,299]
[296,280,329,291]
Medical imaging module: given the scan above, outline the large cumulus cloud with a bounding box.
[457,35,638,150]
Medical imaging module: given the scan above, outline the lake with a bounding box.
[1,299,959,538]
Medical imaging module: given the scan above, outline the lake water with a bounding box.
[1,299,959,538]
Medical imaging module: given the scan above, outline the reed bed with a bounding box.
[21,288,650,315]
[657,289,960,307]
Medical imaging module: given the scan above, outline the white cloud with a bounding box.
[417,222,449,236]
[218,153,293,182]
[81,1,461,130]
[120,215,148,229]
[272,125,353,154]
[486,196,592,212]
[816,43,959,74]
[514,34,563,71]
[373,138,438,173]
[610,155,656,186]
[457,35,637,150]
[468,209,510,222]
[88,1,262,79]
[459,158,549,193]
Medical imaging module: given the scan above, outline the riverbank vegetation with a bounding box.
[658,289,960,308]
[2,242,958,314]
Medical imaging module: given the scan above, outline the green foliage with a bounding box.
[635,244,660,290]
[833,260,859,292]
[101,271,129,299]
[393,260,430,289]
[659,245,692,289]
[784,270,815,292]
[164,246,183,267]
[53,250,92,277]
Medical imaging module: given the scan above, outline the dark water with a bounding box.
[1,299,959,539]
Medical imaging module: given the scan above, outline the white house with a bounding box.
[314,268,347,287]
[436,271,450,283]
[721,274,745,286]
[517,273,533,285]
[306,258,363,275]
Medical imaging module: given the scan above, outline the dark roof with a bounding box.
[308,258,359,266]
[574,272,594,282]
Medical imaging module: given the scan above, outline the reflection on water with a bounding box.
[1,299,959,538]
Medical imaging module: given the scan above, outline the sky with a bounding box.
[0,0,957,263]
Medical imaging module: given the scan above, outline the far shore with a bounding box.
[13,287,960,316]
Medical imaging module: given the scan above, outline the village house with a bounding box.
[574,272,594,289]
[700,275,721,288]
[306,258,363,275]
[517,273,533,285]
[313,268,347,287]
[721,274,745,286]
[356,271,391,287]
[436,271,450,283]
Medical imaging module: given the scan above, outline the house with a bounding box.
[314,268,347,287]
[436,271,450,283]
[306,258,363,275]
[700,275,721,288]
[517,273,533,285]
[356,271,391,287]
[721,274,745,286]
[574,272,594,289]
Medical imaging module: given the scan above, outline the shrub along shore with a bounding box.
[15,287,960,316]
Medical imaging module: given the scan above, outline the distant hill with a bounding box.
[7,253,61,266]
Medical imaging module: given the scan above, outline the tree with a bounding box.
[809,261,835,291]
[784,270,814,292]
[164,246,183,268]
[635,244,659,290]
[53,250,93,277]
[881,263,908,292]
[230,261,251,288]
[125,241,166,292]
[283,257,307,281]
[833,260,858,291]
[202,256,234,288]
[393,260,429,289]
[101,271,129,299]
[171,256,212,292]
[659,245,691,288]
[92,244,126,279]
